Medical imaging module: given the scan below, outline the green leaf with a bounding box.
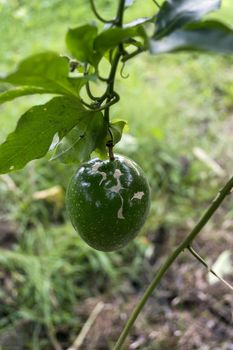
[155,0,221,39]
[185,19,232,32]
[67,76,91,93]
[0,96,92,174]
[94,26,147,55]
[150,21,233,55]
[66,24,101,66]
[52,111,106,164]
[0,52,86,97]
[0,86,49,104]
[109,120,126,145]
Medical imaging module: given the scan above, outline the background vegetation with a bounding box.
[0,1,232,349]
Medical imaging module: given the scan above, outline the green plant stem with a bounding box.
[120,62,129,79]
[103,0,125,126]
[89,0,115,23]
[113,175,233,350]
[188,246,233,291]
[88,0,126,160]
[85,82,99,101]
[116,0,125,26]
[97,93,120,111]
[80,99,93,109]
[87,0,126,126]
[121,47,147,62]
[152,0,161,8]
[107,51,122,97]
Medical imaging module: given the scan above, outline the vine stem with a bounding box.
[116,0,125,26]
[89,0,115,23]
[102,0,125,160]
[188,246,233,291]
[113,175,233,350]
[121,47,147,62]
[89,0,125,127]
[152,0,161,8]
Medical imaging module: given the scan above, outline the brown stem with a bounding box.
[106,140,115,161]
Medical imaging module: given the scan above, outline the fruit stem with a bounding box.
[106,140,115,161]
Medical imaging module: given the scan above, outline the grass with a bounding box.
[0,0,233,349]
[0,223,148,349]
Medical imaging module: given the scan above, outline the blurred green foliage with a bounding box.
[0,0,233,348]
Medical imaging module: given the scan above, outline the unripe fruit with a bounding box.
[66,155,150,251]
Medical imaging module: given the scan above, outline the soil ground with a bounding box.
[1,221,232,350]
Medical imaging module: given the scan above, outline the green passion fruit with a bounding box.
[66,155,150,252]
